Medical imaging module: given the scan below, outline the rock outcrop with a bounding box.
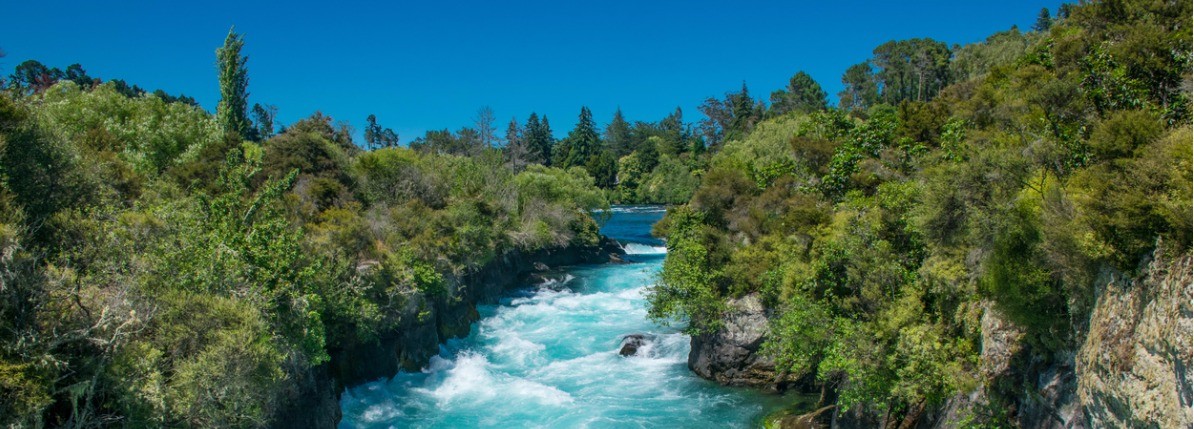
[1076,250,1192,428]
[701,249,1192,429]
[688,293,794,390]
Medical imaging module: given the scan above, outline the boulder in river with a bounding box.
[619,334,652,356]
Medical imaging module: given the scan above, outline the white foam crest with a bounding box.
[633,333,690,362]
[489,333,546,367]
[615,286,648,300]
[622,243,667,255]
[360,401,402,423]
[421,351,574,407]
[534,273,576,289]
[604,206,667,214]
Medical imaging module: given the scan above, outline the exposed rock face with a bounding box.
[688,293,793,390]
[269,364,341,429]
[1076,250,1192,428]
[697,249,1192,429]
[275,237,625,427]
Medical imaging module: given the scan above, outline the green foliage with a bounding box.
[0,32,616,427]
[113,292,285,428]
[35,81,221,175]
[647,207,725,334]
[769,71,829,116]
[634,155,700,204]
[653,1,1193,420]
[980,198,1067,342]
[216,28,252,140]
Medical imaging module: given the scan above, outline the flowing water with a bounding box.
[339,206,787,428]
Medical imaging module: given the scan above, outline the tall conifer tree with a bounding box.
[216,28,251,140]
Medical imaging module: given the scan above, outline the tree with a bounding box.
[539,115,554,164]
[63,64,96,89]
[585,150,617,188]
[839,62,879,113]
[252,103,278,140]
[8,60,61,95]
[698,83,764,149]
[871,39,951,104]
[475,106,498,148]
[605,107,633,157]
[658,107,687,155]
[216,27,251,140]
[769,71,828,116]
[456,127,482,155]
[110,79,145,98]
[363,114,399,150]
[556,106,602,168]
[729,83,765,139]
[524,113,554,166]
[1034,7,1053,32]
[504,117,531,171]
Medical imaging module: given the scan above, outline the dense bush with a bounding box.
[0,81,609,426]
[649,0,1191,424]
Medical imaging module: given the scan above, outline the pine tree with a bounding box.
[216,27,251,140]
[364,114,399,149]
[505,117,531,171]
[1034,8,1053,32]
[525,113,545,165]
[558,106,601,168]
[539,115,555,166]
[364,114,381,148]
[605,107,632,157]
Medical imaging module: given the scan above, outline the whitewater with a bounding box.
[338,206,786,428]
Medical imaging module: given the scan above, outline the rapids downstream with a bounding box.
[338,206,786,428]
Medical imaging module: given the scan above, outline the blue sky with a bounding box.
[1,0,1062,141]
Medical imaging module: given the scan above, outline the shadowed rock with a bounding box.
[619,334,652,356]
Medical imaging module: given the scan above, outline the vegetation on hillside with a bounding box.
[0,34,609,427]
[648,0,1191,424]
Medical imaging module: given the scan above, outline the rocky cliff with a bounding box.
[702,248,1192,428]
[271,237,625,428]
[1076,248,1191,428]
[688,293,796,391]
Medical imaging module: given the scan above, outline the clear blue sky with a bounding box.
[0,0,1062,142]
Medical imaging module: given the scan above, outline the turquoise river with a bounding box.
[338,206,787,428]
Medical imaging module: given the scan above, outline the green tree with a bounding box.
[8,60,61,95]
[1034,7,1053,31]
[524,113,554,166]
[252,103,277,140]
[63,64,96,89]
[504,117,532,171]
[872,38,952,103]
[556,106,601,168]
[604,107,633,157]
[698,83,764,149]
[363,114,399,150]
[215,28,251,140]
[839,62,879,113]
[769,71,829,116]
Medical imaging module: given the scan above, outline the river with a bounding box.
[338,205,787,428]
